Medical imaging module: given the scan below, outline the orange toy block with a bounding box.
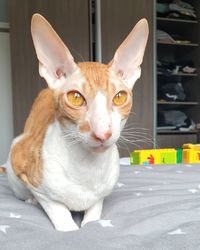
[182,144,200,163]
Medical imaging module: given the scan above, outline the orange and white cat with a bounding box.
[5,14,148,231]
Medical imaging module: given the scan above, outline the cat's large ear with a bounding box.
[31,14,78,89]
[109,19,149,89]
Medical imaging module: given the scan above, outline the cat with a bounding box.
[3,14,148,231]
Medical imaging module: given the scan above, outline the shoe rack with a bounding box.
[156,0,200,148]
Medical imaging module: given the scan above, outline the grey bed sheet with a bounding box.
[1,163,200,250]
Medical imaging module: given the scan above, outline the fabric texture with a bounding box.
[1,163,200,250]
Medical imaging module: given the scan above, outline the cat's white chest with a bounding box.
[37,122,119,211]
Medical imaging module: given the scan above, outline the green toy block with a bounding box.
[176,148,182,163]
[130,152,134,165]
[130,151,140,165]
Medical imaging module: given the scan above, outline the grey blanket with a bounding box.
[1,163,200,250]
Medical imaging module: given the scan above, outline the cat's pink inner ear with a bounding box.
[31,14,77,89]
[109,19,149,89]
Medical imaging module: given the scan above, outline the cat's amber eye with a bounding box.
[67,91,85,107]
[113,91,127,106]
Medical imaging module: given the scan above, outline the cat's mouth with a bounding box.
[88,143,112,153]
[79,132,116,153]
[88,144,110,153]
[86,133,118,153]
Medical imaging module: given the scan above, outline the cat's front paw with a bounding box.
[81,220,88,228]
[25,198,38,205]
[55,222,79,232]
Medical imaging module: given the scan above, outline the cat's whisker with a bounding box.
[116,144,130,155]
[124,140,154,146]
[123,136,155,145]
[62,131,80,140]
[123,127,149,131]
[122,128,152,133]
[121,132,154,141]
[118,138,143,150]
[62,131,84,147]
[117,139,131,155]
[127,111,136,116]
[122,132,153,138]
[119,134,155,147]
[122,130,151,134]
[122,130,150,135]
[122,134,154,142]
[66,139,82,147]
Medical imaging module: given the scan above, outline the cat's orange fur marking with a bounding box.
[79,62,110,92]
[11,89,55,187]
[79,122,91,133]
[79,62,132,118]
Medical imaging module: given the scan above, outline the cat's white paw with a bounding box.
[55,222,79,232]
[81,220,88,228]
[25,198,38,205]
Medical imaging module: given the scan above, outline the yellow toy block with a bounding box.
[130,148,177,165]
[130,149,158,165]
[182,144,200,150]
[139,150,160,164]
[182,149,193,163]
[182,144,200,163]
[193,151,200,163]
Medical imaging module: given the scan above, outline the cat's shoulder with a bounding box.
[24,88,55,133]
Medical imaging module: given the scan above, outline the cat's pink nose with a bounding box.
[92,131,112,143]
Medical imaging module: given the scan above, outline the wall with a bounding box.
[0,0,13,164]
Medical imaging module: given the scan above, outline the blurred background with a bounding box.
[0,0,200,162]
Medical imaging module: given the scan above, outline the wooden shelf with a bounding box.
[157,72,198,77]
[157,17,198,24]
[157,42,199,47]
[157,101,199,105]
[157,129,198,135]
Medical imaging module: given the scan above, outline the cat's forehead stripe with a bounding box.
[78,62,109,91]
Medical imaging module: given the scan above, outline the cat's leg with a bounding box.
[81,199,103,227]
[33,193,79,232]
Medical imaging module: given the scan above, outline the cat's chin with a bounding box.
[88,145,110,153]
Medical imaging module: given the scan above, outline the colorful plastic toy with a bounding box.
[130,144,200,165]
[182,144,200,163]
[130,148,178,165]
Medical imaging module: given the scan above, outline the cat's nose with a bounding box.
[92,131,112,143]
